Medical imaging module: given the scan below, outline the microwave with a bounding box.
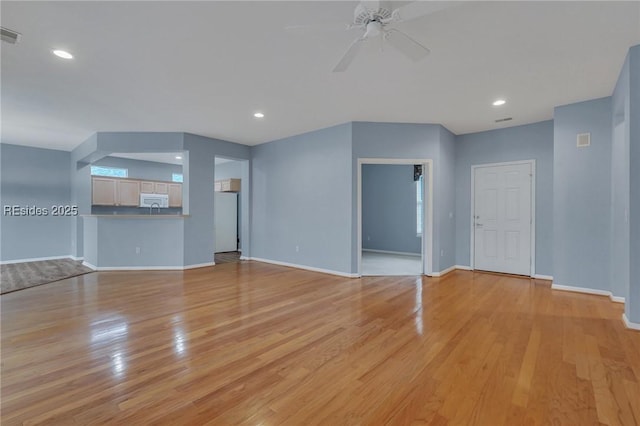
[139,193,169,208]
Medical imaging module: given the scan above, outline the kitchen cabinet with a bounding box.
[141,181,169,194]
[92,177,117,205]
[117,180,140,206]
[92,177,140,206]
[215,178,240,193]
[140,181,155,193]
[168,183,182,207]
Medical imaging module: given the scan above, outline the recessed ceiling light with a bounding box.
[175,155,182,160]
[492,99,506,106]
[53,49,73,59]
[253,112,265,118]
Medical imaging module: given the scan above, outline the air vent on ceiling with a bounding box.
[495,117,513,123]
[1,27,21,44]
[577,133,591,148]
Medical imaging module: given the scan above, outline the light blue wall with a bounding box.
[611,53,630,306]
[362,164,421,254]
[71,131,251,267]
[251,123,353,274]
[438,126,457,270]
[83,216,185,268]
[183,133,251,266]
[0,144,73,261]
[454,121,554,275]
[627,45,640,323]
[352,122,451,273]
[94,156,182,182]
[215,161,242,180]
[553,97,612,291]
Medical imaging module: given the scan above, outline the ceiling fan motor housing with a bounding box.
[353,3,392,26]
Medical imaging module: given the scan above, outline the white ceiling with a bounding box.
[110,152,236,165]
[2,1,639,151]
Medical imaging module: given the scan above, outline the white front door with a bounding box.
[473,162,532,275]
[214,192,238,253]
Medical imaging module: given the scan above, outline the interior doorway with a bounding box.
[471,160,535,276]
[214,156,247,263]
[357,158,433,276]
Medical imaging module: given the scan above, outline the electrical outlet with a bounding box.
[440,249,444,257]
[367,236,370,241]
[135,247,141,254]
[295,245,299,252]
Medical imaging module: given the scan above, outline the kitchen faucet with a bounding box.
[149,202,161,215]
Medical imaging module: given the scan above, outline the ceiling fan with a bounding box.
[286,1,460,72]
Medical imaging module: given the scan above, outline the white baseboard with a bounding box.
[239,256,250,260]
[533,274,553,281]
[183,262,216,270]
[552,283,625,304]
[249,257,359,278]
[454,265,473,271]
[69,256,84,261]
[431,265,456,277]
[82,261,97,270]
[1,255,72,265]
[622,314,640,331]
[551,283,611,297]
[362,249,421,257]
[82,261,215,271]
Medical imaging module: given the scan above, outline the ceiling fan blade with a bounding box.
[333,37,366,73]
[391,1,463,22]
[360,0,380,15]
[384,29,430,62]
[284,22,355,34]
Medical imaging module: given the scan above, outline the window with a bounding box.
[91,166,127,178]
[172,173,183,183]
[416,175,424,235]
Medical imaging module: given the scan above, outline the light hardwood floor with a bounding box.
[1,262,639,425]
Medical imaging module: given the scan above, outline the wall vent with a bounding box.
[1,27,21,44]
[577,132,591,148]
[495,117,512,123]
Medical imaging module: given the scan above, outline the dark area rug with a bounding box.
[1,258,93,294]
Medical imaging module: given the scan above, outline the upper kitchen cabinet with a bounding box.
[141,181,169,194]
[168,183,182,207]
[92,177,117,205]
[91,177,140,206]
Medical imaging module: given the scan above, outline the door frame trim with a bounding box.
[357,158,434,276]
[470,159,536,277]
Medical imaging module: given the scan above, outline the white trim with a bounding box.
[470,159,536,276]
[455,265,473,271]
[551,284,625,304]
[183,262,216,270]
[91,266,185,271]
[551,283,611,297]
[239,256,250,260]
[357,158,434,277]
[622,314,640,331]
[431,265,456,277]
[82,261,97,270]
[0,255,72,265]
[82,262,216,271]
[533,274,553,281]
[362,249,421,257]
[69,256,84,261]
[250,257,359,278]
